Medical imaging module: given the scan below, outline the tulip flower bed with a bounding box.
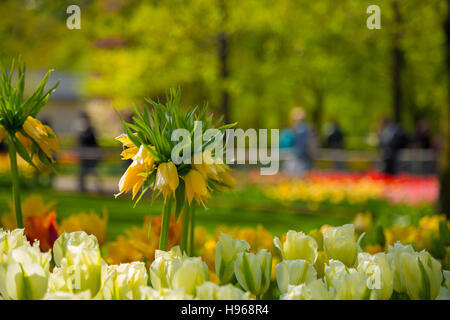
[261,171,438,207]
[1,222,449,300]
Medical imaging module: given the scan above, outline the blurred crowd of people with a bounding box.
[280,107,435,176]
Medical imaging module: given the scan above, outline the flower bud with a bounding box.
[102,262,148,300]
[215,233,250,284]
[276,259,317,294]
[357,252,393,300]
[150,246,209,295]
[53,231,99,267]
[323,224,361,267]
[50,231,102,297]
[234,249,272,298]
[274,230,318,263]
[1,242,51,300]
[149,246,182,290]
[325,260,370,300]
[404,251,442,300]
[170,257,209,295]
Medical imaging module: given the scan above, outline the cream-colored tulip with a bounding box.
[1,242,51,300]
[51,231,102,297]
[323,224,361,267]
[0,229,29,265]
[195,282,251,300]
[215,233,250,284]
[234,249,272,298]
[387,242,416,293]
[281,279,333,300]
[401,250,442,300]
[276,260,317,294]
[325,260,370,300]
[357,252,393,300]
[53,231,99,267]
[274,231,318,263]
[150,246,209,295]
[149,246,183,290]
[170,257,209,295]
[102,262,148,300]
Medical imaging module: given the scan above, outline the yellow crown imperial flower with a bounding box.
[192,151,222,181]
[116,145,155,199]
[155,161,179,198]
[115,133,139,160]
[184,169,211,205]
[22,116,60,161]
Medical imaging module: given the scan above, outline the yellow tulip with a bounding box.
[22,116,59,160]
[116,145,155,199]
[155,161,179,198]
[115,133,139,160]
[184,169,210,205]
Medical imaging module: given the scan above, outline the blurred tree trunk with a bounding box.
[439,0,450,218]
[218,0,230,123]
[311,88,324,135]
[392,0,404,124]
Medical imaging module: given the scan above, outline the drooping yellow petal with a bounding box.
[22,116,59,160]
[116,133,139,160]
[184,169,210,205]
[116,160,146,197]
[155,162,179,198]
[115,145,155,198]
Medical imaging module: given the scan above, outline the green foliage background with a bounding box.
[0,0,447,148]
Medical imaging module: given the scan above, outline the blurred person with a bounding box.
[280,128,295,149]
[76,112,103,192]
[285,107,317,176]
[324,120,344,149]
[413,119,431,149]
[378,116,409,175]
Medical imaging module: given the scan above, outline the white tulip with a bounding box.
[324,224,361,267]
[357,252,393,300]
[325,260,370,300]
[281,279,334,300]
[274,231,318,263]
[215,233,250,284]
[102,262,148,300]
[276,259,317,294]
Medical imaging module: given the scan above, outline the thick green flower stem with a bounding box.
[159,196,173,251]
[181,205,190,254]
[8,135,23,229]
[188,203,196,256]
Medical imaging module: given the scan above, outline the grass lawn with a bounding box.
[0,185,434,241]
